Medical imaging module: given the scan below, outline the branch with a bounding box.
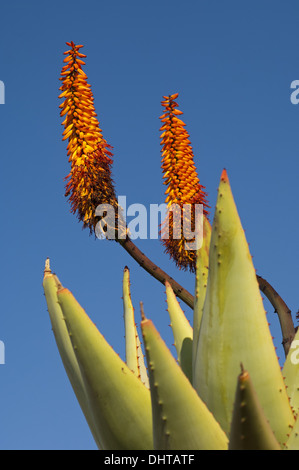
[256,275,295,357]
[117,237,295,357]
[118,237,194,309]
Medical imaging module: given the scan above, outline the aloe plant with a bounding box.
[43,41,298,450]
[43,168,298,450]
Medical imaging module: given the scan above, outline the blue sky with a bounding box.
[0,0,298,449]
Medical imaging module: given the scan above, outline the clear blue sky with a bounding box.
[0,0,298,450]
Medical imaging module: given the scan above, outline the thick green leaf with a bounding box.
[284,410,299,449]
[192,215,211,379]
[43,263,101,448]
[165,281,193,382]
[229,366,281,450]
[282,329,299,415]
[193,169,294,444]
[141,307,228,450]
[57,286,153,450]
[123,266,149,387]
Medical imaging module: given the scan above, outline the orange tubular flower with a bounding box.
[159,93,209,272]
[59,41,121,236]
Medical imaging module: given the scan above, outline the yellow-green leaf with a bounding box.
[192,215,211,378]
[229,366,281,450]
[165,281,193,382]
[193,169,294,444]
[43,262,101,448]
[141,307,228,450]
[123,266,149,387]
[57,286,153,450]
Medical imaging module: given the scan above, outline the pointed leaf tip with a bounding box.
[229,368,281,450]
[220,168,229,182]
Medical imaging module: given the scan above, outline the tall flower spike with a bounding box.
[57,44,197,308]
[59,41,124,237]
[159,93,209,272]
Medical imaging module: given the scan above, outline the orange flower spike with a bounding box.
[159,93,209,272]
[59,42,119,234]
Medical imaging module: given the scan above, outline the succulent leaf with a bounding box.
[192,215,211,379]
[229,366,281,450]
[282,331,299,414]
[284,412,299,449]
[140,307,228,450]
[165,281,193,382]
[56,286,153,450]
[193,169,294,444]
[123,266,149,387]
[43,261,101,448]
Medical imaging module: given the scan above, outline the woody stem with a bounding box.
[117,236,194,309]
[117,237,295,358]
[257,275,295,357]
